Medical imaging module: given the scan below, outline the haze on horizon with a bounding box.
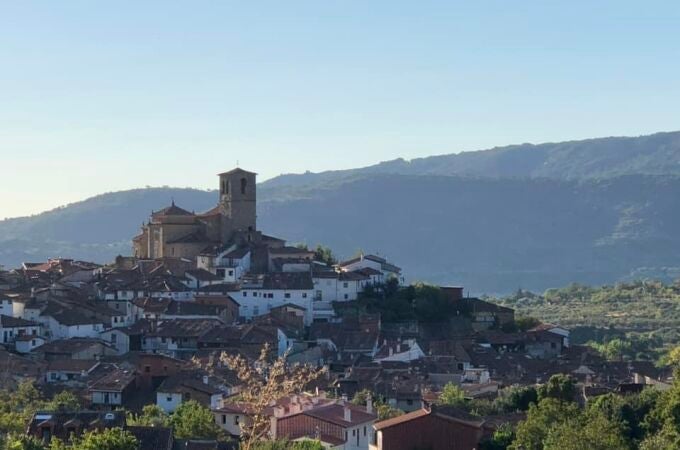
[1,1,679,219]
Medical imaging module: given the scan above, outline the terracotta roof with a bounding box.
[303,402,376,427]
[373,408,430,430]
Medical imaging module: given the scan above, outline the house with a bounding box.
[100,320,154,354]
[529,323,570,347]
[156,370,237,413]
[370,406,486,450]
[194,295,240,324]
[456,299,514,331]
[197,246,252,283]
[45,359,100,383]
[88,367,137,408]
[0,293,13,316]
[0,314,40,344]
[274,397,377,450]
[183,269,224,290]
[15,334,46,354]
[238,273,314,324]
[26,410,126,444]
[142,319,222,357]
[38,305,109,339]
[127,426,174,450]
[338,254,403,284]
[373,339,426,363]
[0,348,46,386]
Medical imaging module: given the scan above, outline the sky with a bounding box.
[1,1,679,219]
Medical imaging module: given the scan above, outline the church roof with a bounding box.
[218,167,257,176]
[152,202,194,217]
[166,230,212,244]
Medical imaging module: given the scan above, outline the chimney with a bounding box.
[396,344,401,353]
[341,394,348,403]
[366,396,373,414]
[344,405,352,422]
[203,375,209,385]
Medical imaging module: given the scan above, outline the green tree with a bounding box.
[499,386,538,412]
[509,398,580,450]
[171,400,223,440]
[126,404,171,428]
[437,382,466,407]
[313,245,336,266]
[72,428,137,450]
[479,423,514,450]
[542,412,628,450]
[5,435,46,450]
[640,421,680,450]
[44,391,81,412]
[537,374,576,402]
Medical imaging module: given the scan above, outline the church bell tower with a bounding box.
[218,168,257,242]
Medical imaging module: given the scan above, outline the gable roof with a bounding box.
[218,168,257,176]
[0,314,37,328]
[152,203,194,217]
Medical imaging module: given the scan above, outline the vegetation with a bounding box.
[497,280,680,361]
[247,440,325,450]
[351,389,403,421]
[5,428,137,450]
[352,281,455,323]
[436,382,466,407]
[205,344,326,450]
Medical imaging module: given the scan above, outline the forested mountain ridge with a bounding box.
[262,131,680,189]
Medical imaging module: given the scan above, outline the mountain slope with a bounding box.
[262,131,680,189]
[2,174,679,293]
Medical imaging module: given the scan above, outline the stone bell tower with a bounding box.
[218,168,257,242]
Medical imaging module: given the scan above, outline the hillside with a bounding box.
[2,173,680,293]
[262,131,680,189]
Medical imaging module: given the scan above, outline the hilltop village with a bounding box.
[0,169,674,450]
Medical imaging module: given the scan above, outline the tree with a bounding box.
[509,398,580,450]
[537,374,576,402]
[212,345,326,450]
[479,423,514,450]
[72,428,138,450]
[313,245,336,266]
[5,436,46,450]
[499,386,538,412]
[514,317,541,332]
[126,404,171,428]
[437,382,466,407]
[171,400,223,440]
[640,421,680,450]
[542,412,628,450]
[44,391,81,412]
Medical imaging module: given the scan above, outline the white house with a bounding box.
[373,339,426,363]
[0,294,13,317]
[338,254,403,284]
[0,315,40,344]
[197,246,251,283]
[38,308,106,340]
[15,335,46,354]
[238,273,314,325]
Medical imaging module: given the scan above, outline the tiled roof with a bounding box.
[0,314,37,328]
[152,203,194,217]
[303,402,376,427]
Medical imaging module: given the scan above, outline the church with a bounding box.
[132,168,283,272]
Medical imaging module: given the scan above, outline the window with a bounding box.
[240,178,247,194]
[111,334,117,344]
[302,293,307,298]
[234,415,240,425]
[243,292,248,297]
[551,342,557,349]
[344,294,349,300]
[364,426,366,436]
[144,365,151,373]
[167,396,172,402]
[284,293,291,299]
[343,282,349,288]
[222,415,227,424]
[228,270,234,276]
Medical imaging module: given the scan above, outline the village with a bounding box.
[0,168,673,450]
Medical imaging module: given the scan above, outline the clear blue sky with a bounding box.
[1,1,679,219]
